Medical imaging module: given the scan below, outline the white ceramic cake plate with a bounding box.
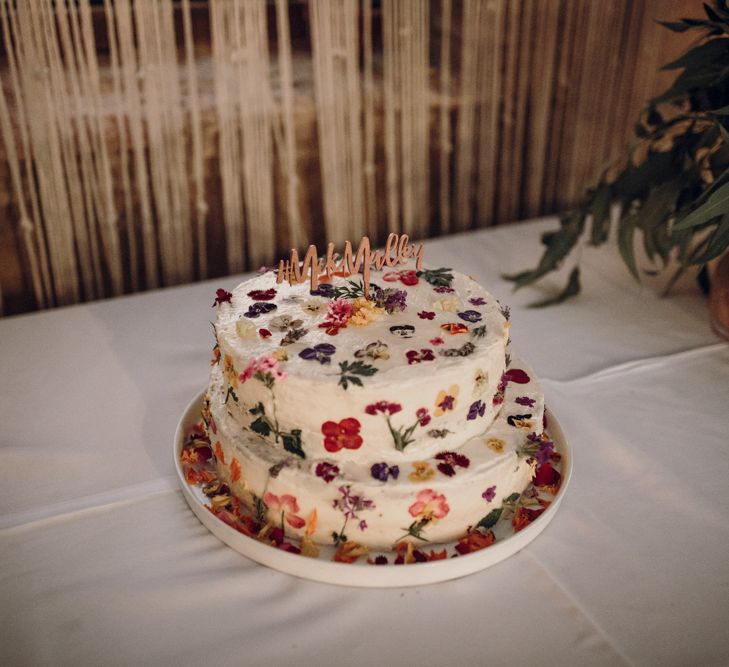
[174,391,572,588]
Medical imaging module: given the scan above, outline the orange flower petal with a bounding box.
[230,458,241,483]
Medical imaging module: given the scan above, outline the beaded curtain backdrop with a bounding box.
[0,0,696,315]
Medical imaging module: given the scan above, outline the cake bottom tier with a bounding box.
[203,362,544,550]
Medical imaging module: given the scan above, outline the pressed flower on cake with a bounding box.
[364,402,430,452]
[263,492,306,529]
[321,418,363,453]
[348,297,384,327]
[402,489,450,541]
[408,461,435,482]
[434,385,459,416]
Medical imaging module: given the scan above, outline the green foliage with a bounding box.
[249,403,273,437]
[506,2,729,305]
[337,359,378,390]
[416,267,454,287]
[471,325,488,338]
[477,507,503,531]
[281,430,305,459]
[332,279,381,300]
[248,402,305,459]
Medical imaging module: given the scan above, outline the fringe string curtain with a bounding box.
[0,0,696,315]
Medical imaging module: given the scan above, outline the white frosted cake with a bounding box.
[202,263,546,550]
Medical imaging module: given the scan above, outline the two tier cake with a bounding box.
[201,256,549,551]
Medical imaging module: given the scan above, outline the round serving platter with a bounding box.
[174,390,572,588]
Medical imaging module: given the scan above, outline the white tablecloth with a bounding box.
[2,219,727,666]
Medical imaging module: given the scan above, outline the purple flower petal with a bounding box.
[458,310,483,323]
[467,400,485,420]
[310,283,334,298]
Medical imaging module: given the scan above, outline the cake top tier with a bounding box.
[214,261,510,388]
[211,261,512,463]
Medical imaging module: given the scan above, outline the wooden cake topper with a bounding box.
[276,234,425,297]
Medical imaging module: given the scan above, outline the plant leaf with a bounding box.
[656,19,700,33]
[708,103,729,114]
[662,38,729,71]
[618,216,640,280]
[502,212,585,289]
[590,184,612,246]
[636,180,681,263]
[717,119,729,145]
[529,267,581,308]
[674,181,729,229]
[689,214,729,263]
[651,65,726,106]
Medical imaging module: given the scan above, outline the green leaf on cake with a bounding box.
[249,402,265,416]
[337,360,378,390]
[477,508,503,531]
[332,279,381,300]
[471,325,488,338]
[250,415,272,437]
[282,429,305,459]
[225,386,239,404]
[504,492,521,504]
[416,267,454,287]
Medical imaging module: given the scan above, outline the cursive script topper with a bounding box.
[276,234,425,296]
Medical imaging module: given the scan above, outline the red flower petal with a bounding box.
[503,369,530,384]
[321,420,340,436]
[533,462,561,487]
[437,463,456,477]
[339,417,361,435]
[324,435,343,452]
[341,434,363,450]
[259,328,272,338]
[247,288,276,301]
[400,271,419,286]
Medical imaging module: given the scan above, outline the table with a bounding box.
[2,218,727,666]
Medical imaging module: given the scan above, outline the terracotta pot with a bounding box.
[709,251,729,340]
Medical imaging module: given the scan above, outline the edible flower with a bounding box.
[263,492,306,529]
[349,297,384,327]
[434,451,470,477]
[434,385,459,416]
[212,288,233,307]
[299,343,337,365]
[408,489,450,521]
[321,418,363,453]
[247,288,276,301]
